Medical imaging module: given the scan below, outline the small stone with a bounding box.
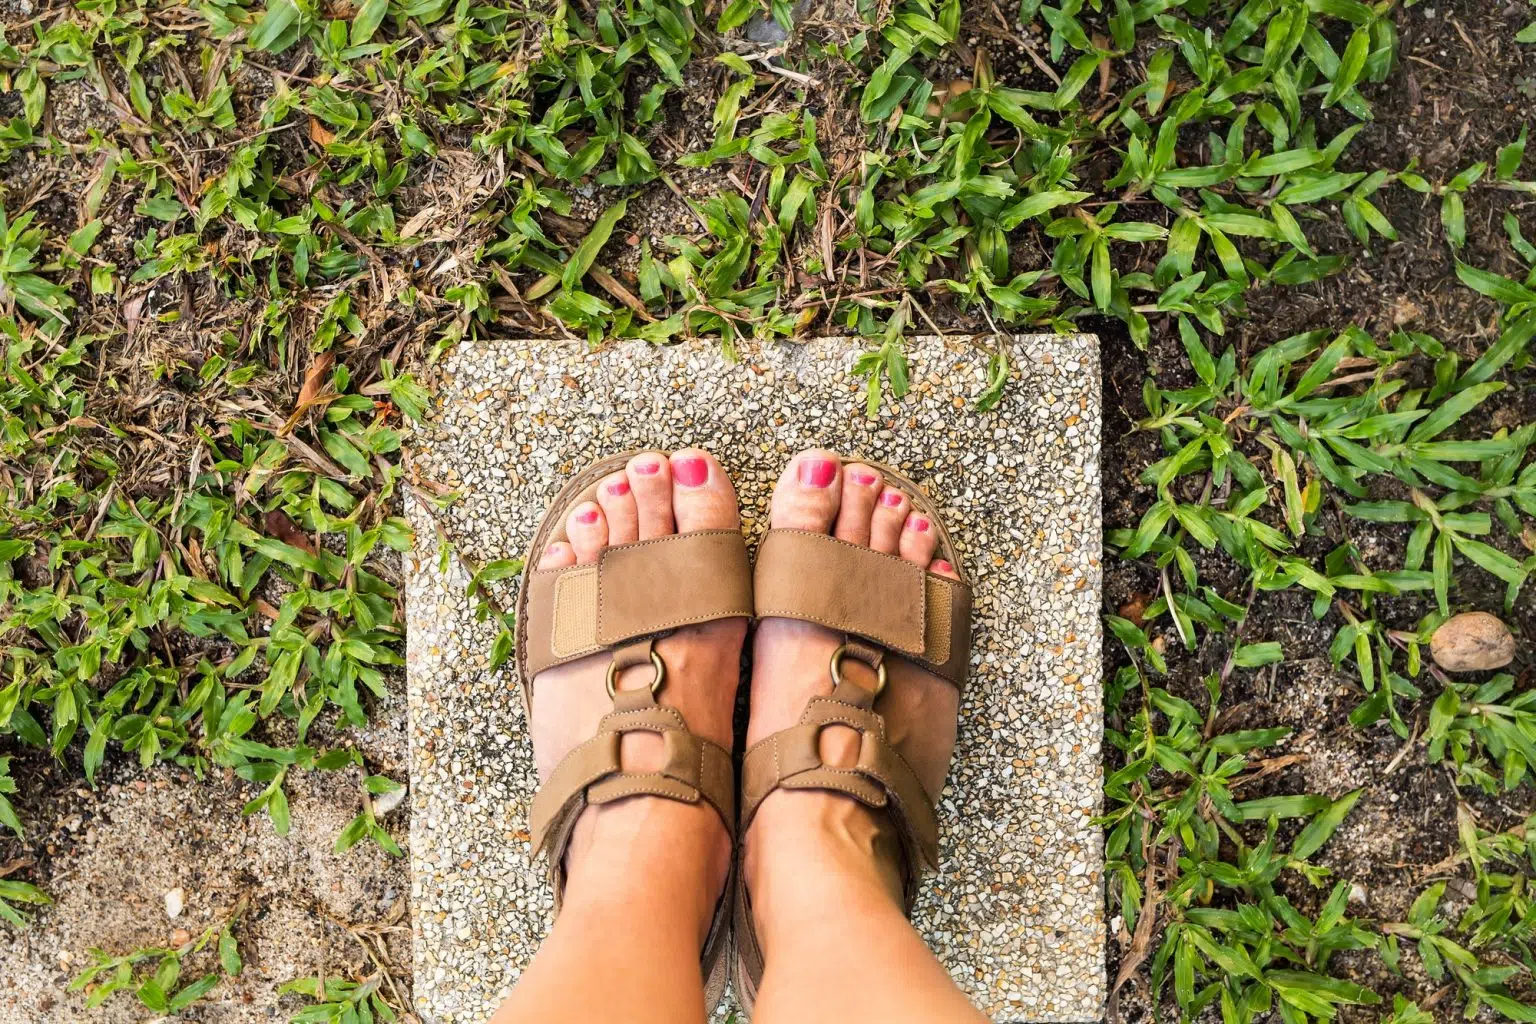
[164,887,185,919]
[1432,612,1516,672]
[374,783,408,816]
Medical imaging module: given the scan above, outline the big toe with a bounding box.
[669,449,739,532]
[769,449,843,532]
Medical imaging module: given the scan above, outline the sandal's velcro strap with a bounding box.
[524,530,752,677]
[529,705,736,855]
[754,529,971,687]
[738,692,940,870]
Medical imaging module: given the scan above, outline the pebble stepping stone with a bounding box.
[403,334,1104,1022]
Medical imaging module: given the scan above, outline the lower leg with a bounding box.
[490,797,729,1024]
[746,792,988,1024]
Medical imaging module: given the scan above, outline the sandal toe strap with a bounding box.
[753,529,971,688]
[524,529,752,679]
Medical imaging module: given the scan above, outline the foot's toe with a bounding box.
[596,471,639,545]
[627,452,674,539]
[537,540,576,569]
[870,487,910,553]
[928,557,960,579]
[769,449,843,532]
[566,501,608,563]
[669,449,739,532]
[833,464,882,545]
[898,511,937,565]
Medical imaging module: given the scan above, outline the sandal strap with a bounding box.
[523,529,752,679]
[739,681,940,870]
[530,698,737,857]
[733,681,940,1004]
[753,529,971,687]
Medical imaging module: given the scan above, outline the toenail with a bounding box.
[798,458,837,488]
[576,507,599,524]
[633,458,661,475]
[907,515,930,533]
[932,559,952,572]
[880,490,904,507]
[850,470,878,487]
[673,456,709,487]
[546,544,564,556]
[605,478,630,496]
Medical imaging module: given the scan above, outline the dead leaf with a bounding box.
[1093,35,1112,96]
[287,351,336,430]
[122,293,146,331]
[308,117,336,146]
[264,509,316,556]
[0,856,35,879]
[181,537,210,581]
[588,265,654,321]
[487,260,523,301]
[1118,592,1152,627]
[1392,295,1422,325]
[399,205,441,240]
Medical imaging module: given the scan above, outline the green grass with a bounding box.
[68,911,244,1014]
[0,0,1534,1017]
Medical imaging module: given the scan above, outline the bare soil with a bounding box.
[0,688,412,1022]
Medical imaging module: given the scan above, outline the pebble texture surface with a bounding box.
[403,334,1104,1023]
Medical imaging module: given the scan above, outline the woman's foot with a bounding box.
[743,450,963,925]
[529,449,745,940]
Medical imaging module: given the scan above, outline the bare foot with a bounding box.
[743,449,962,912]
[530,449,745,935]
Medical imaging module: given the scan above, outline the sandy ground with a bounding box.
[0,694,413,1023]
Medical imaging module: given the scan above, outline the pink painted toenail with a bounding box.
[932,560,952,573]
[907,515,930,533]
[546,544,564,556]
[633,458,661,475]
[605,478,630,496]
[880,490,904,508]
[850,470,878,487]
[798,459,837,488]
[575,507,599,524]
[673,456,709,487]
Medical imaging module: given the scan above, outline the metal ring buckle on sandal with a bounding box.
[829,642,887,698]
[606,648,666,699]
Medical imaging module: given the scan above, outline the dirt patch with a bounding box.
[0,689,411,1022]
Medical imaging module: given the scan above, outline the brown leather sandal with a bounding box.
[514,450,753,1010]
[731,456,973,1010]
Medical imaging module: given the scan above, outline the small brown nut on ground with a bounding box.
[1431,612,1516,672]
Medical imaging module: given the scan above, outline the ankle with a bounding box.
[562,797,731,940]
[744,790,906,939]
